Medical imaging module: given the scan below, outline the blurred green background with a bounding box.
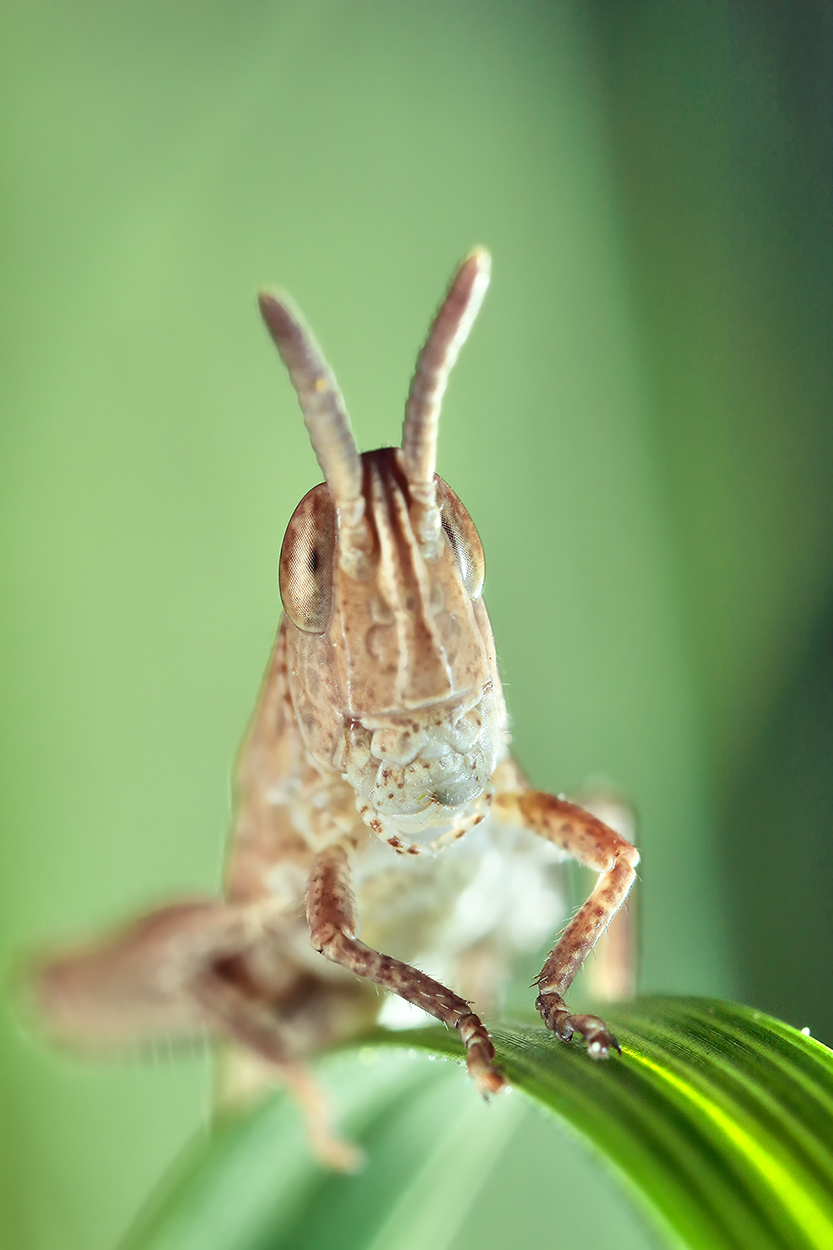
[2,1,831,1247]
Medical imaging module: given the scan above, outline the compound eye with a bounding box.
[279,484,336,632]
[436,476,485,600]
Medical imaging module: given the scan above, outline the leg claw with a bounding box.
[536,993,620,1059]
[457,1011,506,1095]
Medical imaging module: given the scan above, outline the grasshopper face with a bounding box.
[280,452,505,840]
[262,253,506,849]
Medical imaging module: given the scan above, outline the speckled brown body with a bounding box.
[34,251,639,1166]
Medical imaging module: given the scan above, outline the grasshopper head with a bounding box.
[260,252,506,849]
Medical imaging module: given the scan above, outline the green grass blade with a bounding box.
[124,998,833,1250]
[388,997,833,1250]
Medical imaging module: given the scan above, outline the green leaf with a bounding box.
[124,998,833,1250]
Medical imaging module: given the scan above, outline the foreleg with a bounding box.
[493,790,640,1057]
[306,842,505,1095]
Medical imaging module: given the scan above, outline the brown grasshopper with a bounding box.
[34,251,639,1167]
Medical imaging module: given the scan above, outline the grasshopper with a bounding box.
[35,251,640,1167]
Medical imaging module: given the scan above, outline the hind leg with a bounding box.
[31,898,264,1046]
[32,897,371,1168]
